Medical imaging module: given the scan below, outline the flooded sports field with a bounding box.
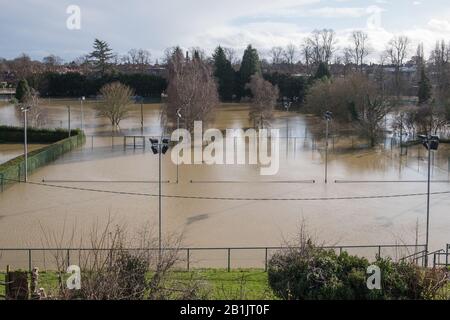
[1,100,450,268]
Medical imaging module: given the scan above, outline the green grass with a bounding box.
[0,269,276,300]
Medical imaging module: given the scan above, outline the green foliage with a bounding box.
[0,129,85,189]
[268,245,370,300]
[15,79,30,103]
[268,246,449,300]
[239,45,261,99]
[418,67,432,105]
[90,39,115,77]
[28,72,166,98]
[263,72,308,107]
[0,126,78,143]
[314,62,331,80]
[213,46,236,101]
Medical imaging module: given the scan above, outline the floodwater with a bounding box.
[0,144,49,164]
[0,100,450,269]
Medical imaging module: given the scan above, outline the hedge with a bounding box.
[0,130,85,191]
[0,126,80,144]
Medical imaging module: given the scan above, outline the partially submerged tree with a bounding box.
[305,74,391,146]
[246,74,279,129]
[96,82,134,131]
[164,48,219,132]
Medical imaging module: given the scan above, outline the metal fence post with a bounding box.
[187,249,190,271]
[378,246,381,258]
[28,249,32,272]
[227,248,231,272]
[264,248,268,272]
[0,173,4,192]
[67,249,70,267]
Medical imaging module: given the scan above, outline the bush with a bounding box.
[268,245,370,300]
[268,245,449,300]
[0,125,79,143]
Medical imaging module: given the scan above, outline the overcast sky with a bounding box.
[1,0,450,62]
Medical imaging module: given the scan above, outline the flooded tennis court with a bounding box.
[1,101,450,269]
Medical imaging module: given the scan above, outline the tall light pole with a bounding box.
[21,106,30,182]
[418,134,439,266]
[176,108,182,184]
[284,99,292,158]
[80,96,85,131]
[67,105,71,138]
[324,111,333,184]
[150,138,169,253]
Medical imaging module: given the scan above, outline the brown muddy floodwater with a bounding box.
[0,100,450,269]
[0,144,49,164]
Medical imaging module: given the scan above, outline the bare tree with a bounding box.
[305,74,391,146]
[300,42,313,75]
[246,74,279,129]
[164,49,219,132]
[269,46,284,65]
[96,82,134,131]
[223,47,240,66]
[15,89,48,128]
[123,49,152,72]
[42,55,64,73]
[347,31,371,72]
[386,36,410,97]
[283,43,297,67]
[429,40,450,104]
[306,29,337,65]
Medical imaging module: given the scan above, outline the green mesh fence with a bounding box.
[0,133,85,191]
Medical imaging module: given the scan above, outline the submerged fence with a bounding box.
[0,244,435,272]
[0,132,85,191]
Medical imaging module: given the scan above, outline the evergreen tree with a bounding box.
[15,79,30,103]
[418,67,432,105]
[213,46,235,101]
[239,45,261,98]
[314,62,331,80]
[90,39,114,77]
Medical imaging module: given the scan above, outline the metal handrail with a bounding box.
[0,244,425,273]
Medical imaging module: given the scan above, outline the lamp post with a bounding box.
[284,99,292,158]
[418,134,440,266]
[21,106,30,182]
[67,105,71,138]
[324,111,333,184]
[176,108,182,184]
[80,96,85,131]
[150,138,169,254]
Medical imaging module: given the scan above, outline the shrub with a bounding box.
[268,246,449,300]
[268,245,370,300]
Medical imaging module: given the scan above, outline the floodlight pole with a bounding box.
[158,142,162,254]
[176,108,182,184]
[80,96,85,131]
[324,112,332,184]
[67,105,71,137]
[425,138,431,267]
[22,108,29,182]
[325,119,329,183]
[140,97,144,135]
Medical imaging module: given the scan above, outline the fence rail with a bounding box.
[0,244,428,273]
